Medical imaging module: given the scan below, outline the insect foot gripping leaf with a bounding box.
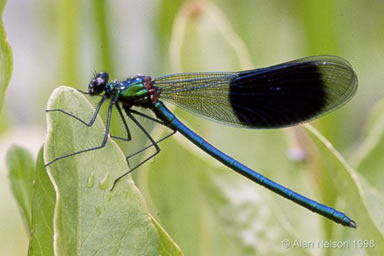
[44,86,182,255]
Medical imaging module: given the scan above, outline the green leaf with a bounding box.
[151,216,183,256]
[28,146,55,256]
[303,124,384,255]
[354,98,384,191]
[44,86,181,255]
[139,125,314,256]
[6,145,35,234]
[0,0,13,112]
[169,1,252,72]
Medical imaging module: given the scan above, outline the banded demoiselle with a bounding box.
[46,55,358,228]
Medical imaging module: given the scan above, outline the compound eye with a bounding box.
[89,72,109,95]
[97,72,109,83]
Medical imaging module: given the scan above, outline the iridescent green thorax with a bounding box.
[119,76,147,99]
[106,75,159,107]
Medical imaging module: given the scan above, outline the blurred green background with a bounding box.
[1,0,384,255]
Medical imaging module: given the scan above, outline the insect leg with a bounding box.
[46,95,108,127]
[125,109,176,160]
[111,111,172,190]
[110,103,132,141]
[45,95,116,166]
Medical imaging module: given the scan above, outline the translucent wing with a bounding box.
[153,55,357,128]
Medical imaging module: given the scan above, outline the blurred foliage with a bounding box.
[1,0,384,255]
[0,0,12,113]
[354,98,384,190]
[28,147,55,255]
[6,145,35,234]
